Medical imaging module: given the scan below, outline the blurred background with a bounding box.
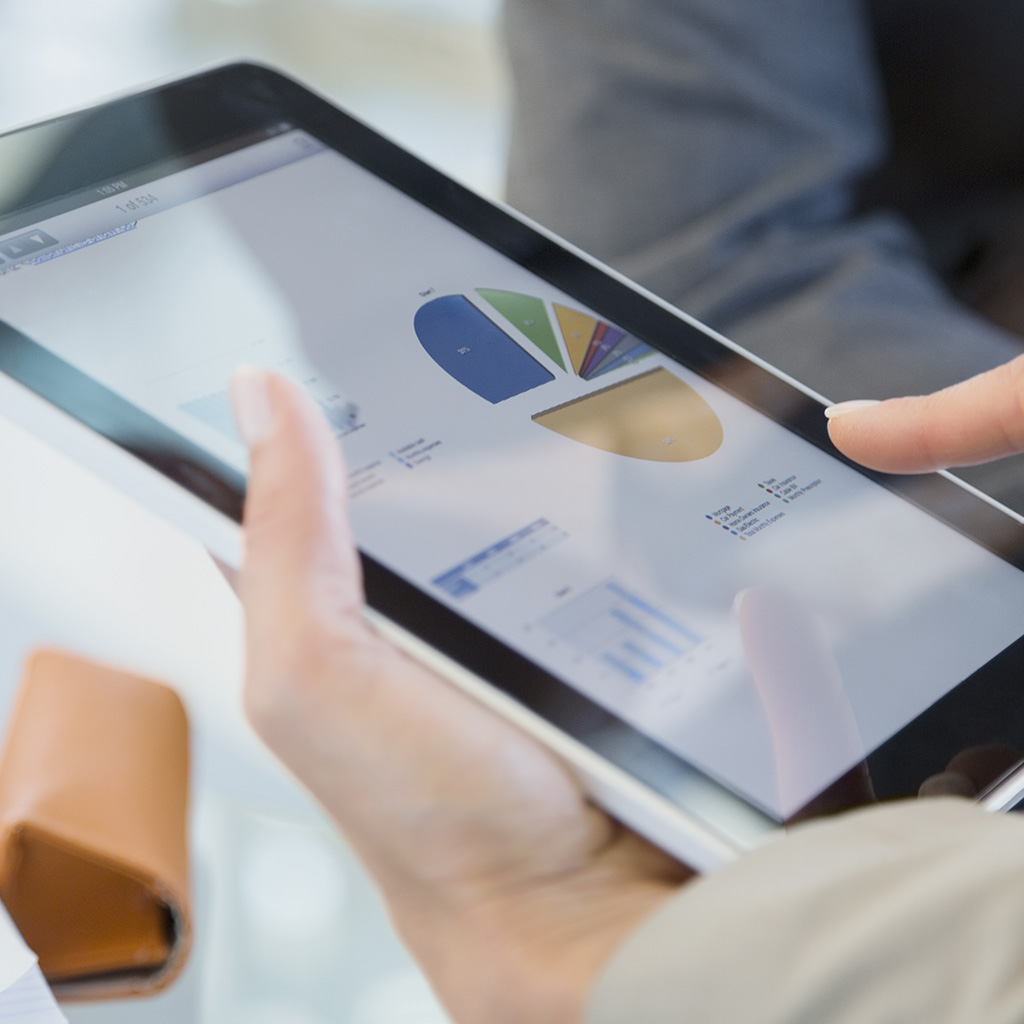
[0,1,510,1021]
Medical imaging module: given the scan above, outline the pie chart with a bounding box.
[414,289,722,461]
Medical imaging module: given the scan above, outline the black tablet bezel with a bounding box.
[3,62,1024,826]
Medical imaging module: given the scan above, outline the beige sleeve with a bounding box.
[588,799,1024,1023]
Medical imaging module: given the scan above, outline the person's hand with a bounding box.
[228,368,687,1024]
[824,354,1024,799]
[824,353,1024,473]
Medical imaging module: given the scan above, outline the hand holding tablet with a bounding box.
[230,368,687,1024]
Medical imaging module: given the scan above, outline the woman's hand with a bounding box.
[229,368,687,1024]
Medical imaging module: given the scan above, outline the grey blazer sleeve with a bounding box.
[588,800,1024,1024]
[503,0,1023,403]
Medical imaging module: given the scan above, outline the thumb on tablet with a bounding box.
[229,367,365,725]
[825,355,1024,474]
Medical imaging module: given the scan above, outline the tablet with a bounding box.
[3,63,1024,870]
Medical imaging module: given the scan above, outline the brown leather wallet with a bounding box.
[0,649,192,1000]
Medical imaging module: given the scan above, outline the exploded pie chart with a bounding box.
[414,290,723,462]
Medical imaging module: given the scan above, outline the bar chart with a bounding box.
[541,580,704,684]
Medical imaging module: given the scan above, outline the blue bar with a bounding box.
[610,608,685,657]
[606,581,703,645]
[622,641,665,669]
[601,653,646,683]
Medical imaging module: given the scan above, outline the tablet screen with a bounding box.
[2,96,1024,826]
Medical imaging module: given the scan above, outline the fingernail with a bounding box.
[230,366,275,445]
[824,399,881,419]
